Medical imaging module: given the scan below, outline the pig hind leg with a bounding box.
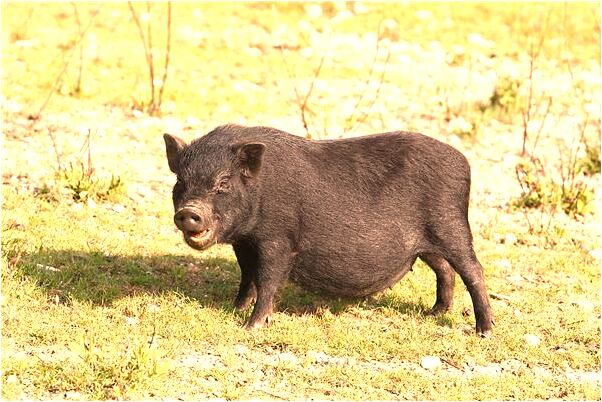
[443,244,493,337]
[430,222,493,336]
[233,241,258,310]
[420,253,455,315]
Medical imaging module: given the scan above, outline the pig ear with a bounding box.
[235,142,265,178]
[163,133,187,173]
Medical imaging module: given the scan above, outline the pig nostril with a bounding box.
[175,209,203,229]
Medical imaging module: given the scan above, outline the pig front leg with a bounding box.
[420,254,456,315]
[243,240,292,330]
[233,241,258,310]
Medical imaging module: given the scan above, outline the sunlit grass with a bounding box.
[2,184,600,400]
[2,2,600,400]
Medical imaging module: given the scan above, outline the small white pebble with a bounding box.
[589,249,601,260]
[420,355,442,370]
[304,4,322,18]
[278,351,299,365]
[572,300,595,311]
[112,204,125,213]
[6,374,18,384]
[36,263,60,272]
[474,363,502,377]
[306,350,329,363]
[504,233,518,245]
[498,259,512,270]
[233,344,248,355]
[186,116,200,126]
[524,334,541,346]
[65,391,82,399]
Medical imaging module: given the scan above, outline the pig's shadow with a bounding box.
[16,248,430,320]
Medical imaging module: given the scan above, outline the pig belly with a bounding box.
[289,249,414,297]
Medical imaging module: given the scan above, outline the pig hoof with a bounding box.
[234,296,255,310]
[242,320,260,330]
[428,303,451,316]
[243,315,271,330]
[478,329,492,338]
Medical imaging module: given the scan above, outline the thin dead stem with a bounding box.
[32,6,97,120]
[157,2,172,111]
[128,2,154,109]
[47,126,63,171]
[347,21,386,127]
[127,1,171,114]
[351,47,391,131]
[531,96,553,153]
[71,2,84,94]
[520,9,551,157]
[146,2,156,112]
[348,21,391,132]
[280,48,325,138]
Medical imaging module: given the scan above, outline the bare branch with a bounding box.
[300,54,326,138]
[157,2,172,112]
[127,1,154,110]
[47,126,63,171]
[70,2,84,94]
[146,2,156,112]
[86,129,93,178]
[347,20,386,128]
[352,46,391,130]
[531,95,553,153]
[279,48,325,138]
[32,6,97,120]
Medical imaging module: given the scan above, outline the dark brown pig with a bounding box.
[164,124,493,336]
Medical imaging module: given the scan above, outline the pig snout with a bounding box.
[174,205,216,250]
[174,207,207,233]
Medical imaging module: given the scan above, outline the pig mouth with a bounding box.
[183,228,215,249]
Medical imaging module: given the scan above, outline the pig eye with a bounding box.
[215,178,231,194]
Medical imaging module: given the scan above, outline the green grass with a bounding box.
[2,2,599,123]
[2,2,601,400]
[2,185,600,400]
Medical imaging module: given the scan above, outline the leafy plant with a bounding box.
[127,1,172,115]
[579,137,601,175]
[42,127,125,203]
[514,157,594,217]
[487,76,521,113]
[514,158,548,210]
[58,162,124,202]
[448,116,478,140]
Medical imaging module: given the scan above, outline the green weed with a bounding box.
[579,138,601,175]
[488,76,521,113]
[58,162,124,203]
[1,2,600,400]
[514,158,595,217]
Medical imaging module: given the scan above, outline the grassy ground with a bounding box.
[2,2,601,401]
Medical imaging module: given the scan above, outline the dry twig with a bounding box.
[32,6,98,120]
[127,1,172,115]
[280,49,326,138]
